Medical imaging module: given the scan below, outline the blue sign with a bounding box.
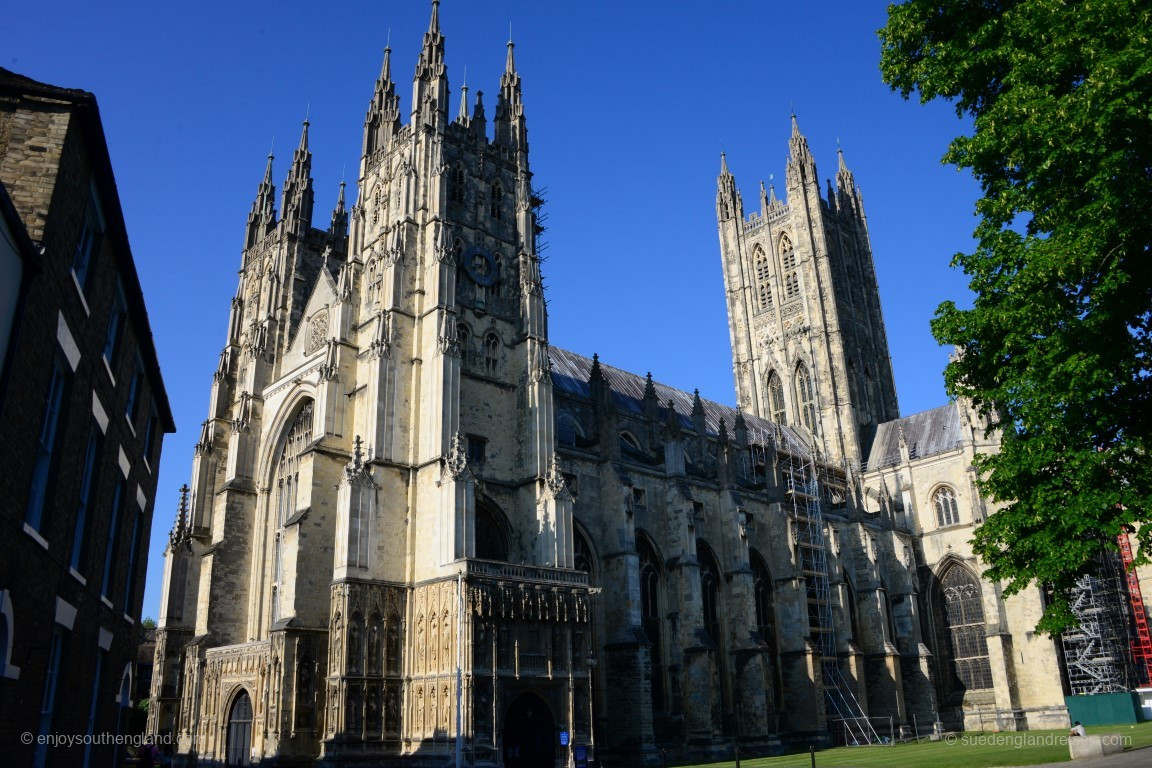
[559,730,570,747]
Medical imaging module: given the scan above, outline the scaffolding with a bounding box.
[1060,550,1140,696]
[777,426,879,746]
[1117,531,1152,686]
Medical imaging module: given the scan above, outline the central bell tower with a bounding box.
[716,118,899,466]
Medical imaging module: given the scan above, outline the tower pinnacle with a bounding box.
[716,152,742,221]
[244,150,277,248]
[495,34,525,148]
[412,0,448,130]
[364,44,401,156]
[281,116,315,231]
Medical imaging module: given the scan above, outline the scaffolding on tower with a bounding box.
[775,425,879,746]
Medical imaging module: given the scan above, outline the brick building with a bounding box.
[0,68,175,767]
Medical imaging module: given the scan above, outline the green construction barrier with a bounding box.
[1064,692,1143,725]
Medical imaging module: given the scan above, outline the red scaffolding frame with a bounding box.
[1117,530,1152,686]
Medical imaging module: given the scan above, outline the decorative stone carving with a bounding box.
[443,432,467,479]
[233,391,253,432]
[370,311,391,360]
[437,312,459,356]
[306,309,329,355]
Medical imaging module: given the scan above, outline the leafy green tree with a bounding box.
[879,0,1152,634]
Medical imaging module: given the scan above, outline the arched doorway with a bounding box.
[503,691,556,768]
[226,689,253,766]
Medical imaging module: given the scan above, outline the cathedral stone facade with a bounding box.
[151,4,1136,766]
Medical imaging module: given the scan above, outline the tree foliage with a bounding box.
[879,0,1152,634]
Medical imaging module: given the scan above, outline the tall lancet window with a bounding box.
[490,182,504,220]
[780,235,799,300]
[272,401,313,621]
[796,363,817,434]
[767,371,786,424]
[699,543,723,645]
[753,246,773,311]
[450,164,466,203]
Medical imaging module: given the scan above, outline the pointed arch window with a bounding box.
[457,324,472,370]
[934,486,960,527]
[780,235,799,300]
[490,182,504,220]
[272,402,313,621]
[637,534,665,711]
[574,529,596,582]
[753,246,773,311]
[450,164,466,203]
[938,565,993,692]
[795,363,817,433]
[484,332,500,376]
[557,413,584,448]
[766,370,786,424]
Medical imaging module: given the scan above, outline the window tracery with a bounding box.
[780,235,799,300]
[795,363,817,433]
[938,565,993,692]
[934,486,960,527]
[753,245,773,311]
[272,402,313,621]
[767,370,786,424]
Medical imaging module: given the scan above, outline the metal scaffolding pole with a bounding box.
[1060,551,1139,696]
[779,426,879,746]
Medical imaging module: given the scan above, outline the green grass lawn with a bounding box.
[676,722,1152,768]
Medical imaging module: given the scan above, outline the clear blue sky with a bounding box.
[3,1,979,622]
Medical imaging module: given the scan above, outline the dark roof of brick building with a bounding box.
[0,68,174,432]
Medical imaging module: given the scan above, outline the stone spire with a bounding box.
[716,152,742,222]
[168,483,192,552]
[281,118,315,232]
[494,35,525,148]
[457,71,470,124]
[835,145,863,216]
[329,179,348,236]
[643,372,659,421]
[733,408,748,447]
[244,149,277,249]
[364,44,401,156]
[412,0,449,131]
[691,388,707,433]
[786,113,818,188]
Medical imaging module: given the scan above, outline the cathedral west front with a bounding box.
[150,4,1135,766]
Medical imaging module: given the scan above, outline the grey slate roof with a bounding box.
[549,346,814,455]
[867,403,963,470]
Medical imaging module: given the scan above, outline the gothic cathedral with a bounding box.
[151,4,1126,766]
